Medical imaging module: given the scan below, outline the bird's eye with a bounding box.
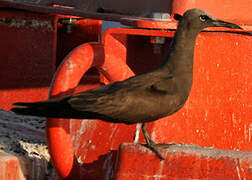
[199,15,208,22]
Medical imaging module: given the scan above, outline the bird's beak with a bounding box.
[212,19,242,29]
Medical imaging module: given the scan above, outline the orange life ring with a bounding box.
[46,42,134,178]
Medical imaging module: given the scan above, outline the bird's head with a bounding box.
[174,8,242,31]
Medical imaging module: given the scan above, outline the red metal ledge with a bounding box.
[115,143,252,179]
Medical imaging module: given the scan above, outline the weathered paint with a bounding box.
[115,143,252,180]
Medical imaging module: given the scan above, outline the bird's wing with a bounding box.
[147,75,177,95]
[67,71,177,123]
[68,80,134,109]
[67,80,143,122]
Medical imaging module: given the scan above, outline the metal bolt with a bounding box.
[151,12,171,21]
[150,36,166,54]
[149,12,171,54]
[59,18,78,34]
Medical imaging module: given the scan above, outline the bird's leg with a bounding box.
[141,123,155,145]
[133,123,141,143]
[141,123,165,160]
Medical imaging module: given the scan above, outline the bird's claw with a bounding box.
[141,123,165,160]
[142,142,165,160]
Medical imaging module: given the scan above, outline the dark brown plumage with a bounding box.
[11,9,242,159]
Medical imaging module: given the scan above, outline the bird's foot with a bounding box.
[142,142,165,160]
[141,123,165,160]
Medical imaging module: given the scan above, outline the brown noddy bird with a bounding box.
[11,9,242,160]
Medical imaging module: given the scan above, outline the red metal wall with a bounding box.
[0,10,101,110]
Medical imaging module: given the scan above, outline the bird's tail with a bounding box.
[11,98,72,118]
